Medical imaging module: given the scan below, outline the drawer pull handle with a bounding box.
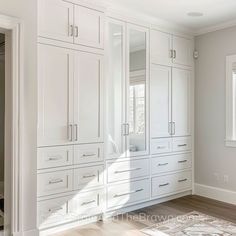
[178,144,187,147]
[159,183,170,187]
[158,163,168,166]
[83,174,96,179]
[48,207,63,213]
[114,188,143,198]
[114,168,141,174]
[178,178,188,183]
[49,179,63,185]
[81,200,96,206]
[157,146,166,149]
[178,160,187,163]
[48,156,62,161]
[82,153,96,157]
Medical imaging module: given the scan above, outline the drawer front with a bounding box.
[74,165,104,190]
[107,179,150,209]
[37,196,72,228]
[107,159,149,183]
[37,146,73,170]
[70,189,103,218]
[38,170,73,197]
[74,143,104,164]
[172,137,192,152]
[151,138,172,155]
[152,171,192,197]
[152,153,192,175]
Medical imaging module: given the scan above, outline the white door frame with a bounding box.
[0,14,23,235]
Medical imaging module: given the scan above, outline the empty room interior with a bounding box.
[1,0,236,235]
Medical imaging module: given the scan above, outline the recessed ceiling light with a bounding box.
[187,12,203,17]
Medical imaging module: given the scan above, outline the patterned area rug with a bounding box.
[141,211,236,236]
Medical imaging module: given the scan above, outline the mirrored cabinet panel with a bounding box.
[127,25,149,157]
[107,21,126,158]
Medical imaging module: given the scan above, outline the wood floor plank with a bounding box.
[53,195,236,236]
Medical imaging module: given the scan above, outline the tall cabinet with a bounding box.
[150,29,193,199]
[37,0,105,229]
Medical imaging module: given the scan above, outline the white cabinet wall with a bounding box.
[37,1,194,233]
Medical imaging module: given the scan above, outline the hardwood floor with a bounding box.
[54,195,236,236]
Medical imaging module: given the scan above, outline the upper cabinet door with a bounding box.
[150,64,172,138]
[73,51,103,144]
[150,30,172,66]
[74,5,104,49]
[38,0,74,43]
[38,45,73,147]
[172,68,191,136]
[172,36,192,67]
[127,24,149,157]
[107,20,126,159]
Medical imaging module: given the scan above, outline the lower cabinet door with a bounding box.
[70,189,104,219]
[151,153,192,175]
[107,179,150,209]
[37,196,72,228]
[74,165,104,190]
[152,171,192,198]
[37,169,73,197]
[107,159,149,183]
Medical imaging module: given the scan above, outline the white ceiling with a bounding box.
[104,0,236,34]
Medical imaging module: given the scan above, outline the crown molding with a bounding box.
[194,19,236,36]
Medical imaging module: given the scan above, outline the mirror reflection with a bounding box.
[129,29,146,153]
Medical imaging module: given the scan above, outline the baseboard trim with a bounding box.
[13,229,39,236]
[194,183,236,205]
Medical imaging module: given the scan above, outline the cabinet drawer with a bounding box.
[151,153,192,175]
[37,196,72,228]
[74,165,104,190]
[107,159,149,183]
[172,137,191,152]
[107,179,150,209]
[70,189,103,218]
[152,171,192,198]
[151,138,172,155]
[37,146,73,170]
[38,170,73,197]
[74,143,104,164]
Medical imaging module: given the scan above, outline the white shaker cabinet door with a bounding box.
[173,36,192,67]
[74,5,104,49]
[73,52,103,143]
[38,0,74,43]
[150,64,172,138]
[38,45,74,146]
[172,68,191,136]
[150,30,172,66]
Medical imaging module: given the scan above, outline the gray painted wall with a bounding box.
[195,26,236,192]
[0,33,4,183]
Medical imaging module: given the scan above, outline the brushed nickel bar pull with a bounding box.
[48,207,63,213]
[48,156,63,161]
[69,25,74,37]
[114,188,143,198]
[68,124,73,141]
[81,200,96,206]
[114,168,141,174]
[158,163,168,166]
[159,183,170,187]
[178,144,187,147]
[178,160,187,163]
[74,124,78,141]
[74,26,79,37]
[49,179,63,185]
[83,174,96,179]
[82,153,96,157]
[178,178,188,183]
